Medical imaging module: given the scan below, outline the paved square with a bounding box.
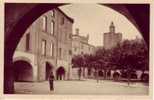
[14,79,148,95]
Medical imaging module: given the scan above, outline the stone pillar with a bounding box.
[4,56,14,94]
[33,64,38,81]
[38,61,46,81]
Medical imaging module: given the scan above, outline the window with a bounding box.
[59,48,62,59]
[69,34,72,39]
[42,16,47,31]
[61,17,65,25]
[50,42,54,57]
[50,10,54,17]
[41,40,46,55]
[69,50,72,55]
[74,47,77,51]
[26,33,30,51]
[81,51,83,55]
[50,21,54,35]
[65,33,67,41]
[81,44,84,49]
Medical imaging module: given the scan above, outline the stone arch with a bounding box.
[5,4,149,62]
[13,56,31,64]
[13,60,33,82]
[56,66,66,80]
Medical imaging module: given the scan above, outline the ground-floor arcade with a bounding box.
[13,51,72,82]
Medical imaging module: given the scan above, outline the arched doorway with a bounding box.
[13,60,33,82]
[56,66,65,80]
[46,62,53,80]
[98,70,104,77]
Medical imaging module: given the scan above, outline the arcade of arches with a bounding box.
[4,3,149,93]
[13,60,55,81]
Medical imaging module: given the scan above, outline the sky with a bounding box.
[59,4,142,46]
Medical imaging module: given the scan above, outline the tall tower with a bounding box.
[104,21,122,49]
[109,21,115,33]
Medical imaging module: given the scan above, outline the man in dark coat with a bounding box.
[49,72,54,91]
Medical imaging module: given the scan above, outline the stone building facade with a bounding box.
[71,29,95,79]
[56,9,73,80]
[13,8,73,81]
[72,28,95,56]
[104,22,122,49]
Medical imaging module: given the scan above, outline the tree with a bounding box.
[71,38,149,83]
[72,55,84,68]
[110,39,149,83]
[95,47,112,79]
[72,55,84,80]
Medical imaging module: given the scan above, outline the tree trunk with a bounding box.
[83,67,85,78]
[127,69,131,86]
[97,70,99,83]
[127,73,130,86]
[103,69,106,80]
[78,67,82,80]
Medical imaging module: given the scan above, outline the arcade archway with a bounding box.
[13,60,33,82]
[56,66,65,80]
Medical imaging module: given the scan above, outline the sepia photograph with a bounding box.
[4,2,151,97]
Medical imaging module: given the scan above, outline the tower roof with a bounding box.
[110,21,115,27]
[109,21,115,33]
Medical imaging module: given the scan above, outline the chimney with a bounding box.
[76,28,79,35]
[87,34,89,40]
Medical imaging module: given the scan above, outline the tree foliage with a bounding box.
[71,38,149,75]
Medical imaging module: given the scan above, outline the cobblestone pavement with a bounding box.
[14,79,148,95]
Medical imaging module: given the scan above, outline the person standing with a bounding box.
[78,68,82,80]
[49,72,54,91]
